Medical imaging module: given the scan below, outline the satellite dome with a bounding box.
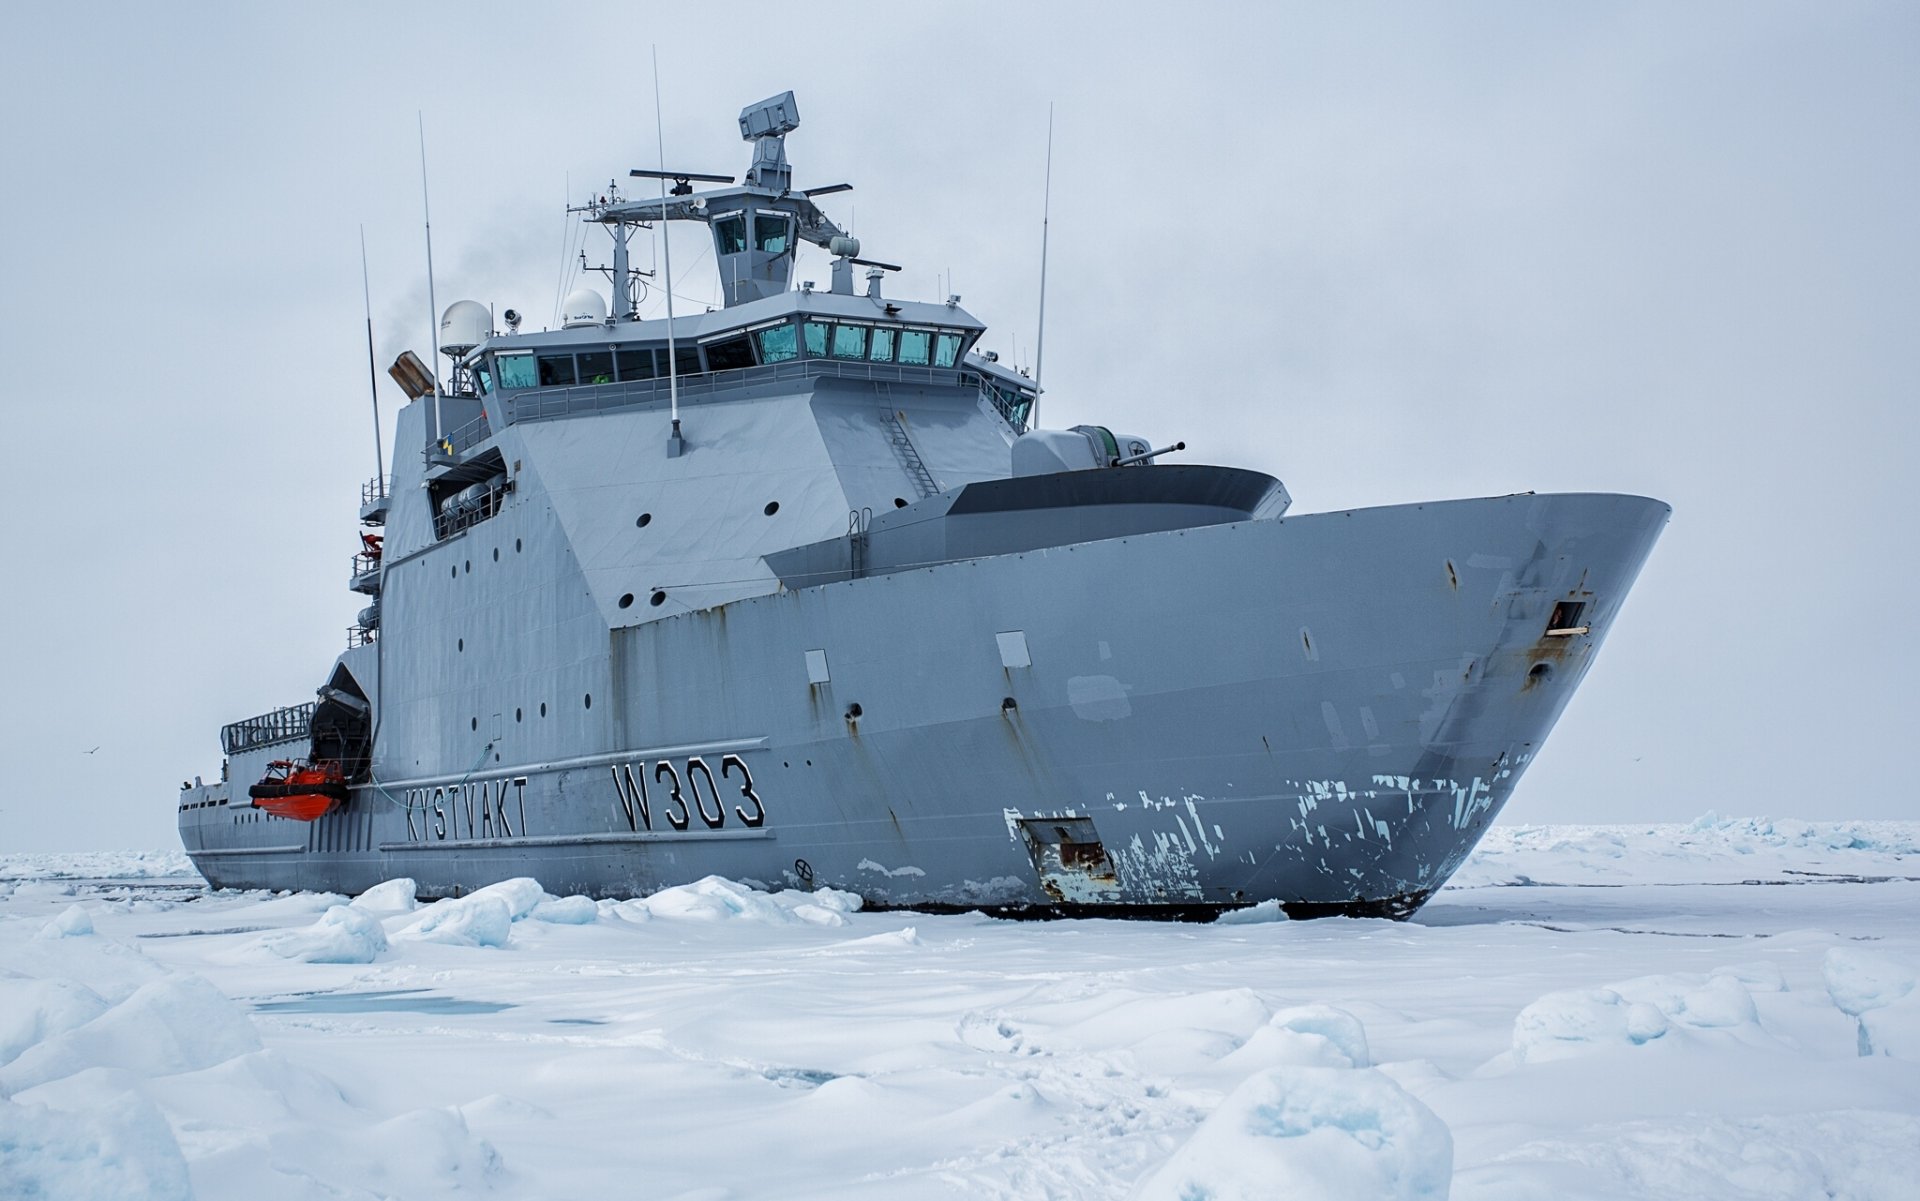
[438,300,491,357]
[561,289,609,329]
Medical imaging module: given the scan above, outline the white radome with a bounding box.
[560,288,608,329]
[438,299,491,356]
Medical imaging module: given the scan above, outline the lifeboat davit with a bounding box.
[248,759,349,821]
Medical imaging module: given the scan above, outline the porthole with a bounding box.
[515,538,523,552]
[764,501,780,516]
[516,708,522,722]
[471,717,478,731]
[540,702,547,717]
[618,593,635,609]
[450,565,457,579]
[636,513,652,528]
[650,590,666,607]
[457,638,464,652]
[894,497,908,508]
[584,693,592,710]
[492,548,499,562]
[464,560,471,574]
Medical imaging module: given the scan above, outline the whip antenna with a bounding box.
[418,112,442,444]
[1030,104,1054,430]
[652,46,684,457]
[359,227,386,496]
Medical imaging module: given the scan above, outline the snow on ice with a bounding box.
[1,819,1917,1200]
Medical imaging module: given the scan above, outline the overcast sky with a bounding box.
[3,3,1914,851]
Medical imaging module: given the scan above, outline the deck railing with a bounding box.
[220,702,314,756]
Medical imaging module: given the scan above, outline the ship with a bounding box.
[177,91,1668,918]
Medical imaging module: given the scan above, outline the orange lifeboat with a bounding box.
[248,759,349,821]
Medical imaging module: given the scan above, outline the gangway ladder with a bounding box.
[878,382,940,500]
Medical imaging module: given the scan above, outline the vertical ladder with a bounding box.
[878,383,939,499]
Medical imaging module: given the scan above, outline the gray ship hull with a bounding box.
[182,489,1665,916]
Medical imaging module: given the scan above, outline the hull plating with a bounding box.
[183,491,1666,916]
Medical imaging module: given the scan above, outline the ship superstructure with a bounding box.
[178,92,1667,917]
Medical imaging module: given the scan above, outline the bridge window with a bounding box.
[537,353,576,386]
[714,214,747,256]
[830,324,867,359]
[758,323,799,363]
[497,352,537,390]
[803,321,829,357]
[675,345,702,377]
[476,363,494,395]
[933,332,962,368]
[897,329,931,366]
[705,334,755,371]
[868,327,895,362]
[577,350,614,384]
[754,213,792,255]
[616,347,656,381]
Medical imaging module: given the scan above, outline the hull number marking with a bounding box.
[611,753,766,833]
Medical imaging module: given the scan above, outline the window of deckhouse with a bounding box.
[802,321,829,357]
[616,347,656,381]
[577,350,614,384]
[758,323,799,363]
[868,327,895,362]
[754,213,792,255]
[476,362,494,395]
[674,345,702,377]
[830,324,867,360]
[714,214,747,256]
[536,353,576,387]
[705,334,755,371]
[933,332,962,368]
[497,353,537,390]
[897,329,931,366]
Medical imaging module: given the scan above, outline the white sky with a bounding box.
[2,3,1915,851]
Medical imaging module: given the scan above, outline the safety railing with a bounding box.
[441,413,493,456]
[360,475,390,505]
[433,477,511,540]
[221,702,314,756]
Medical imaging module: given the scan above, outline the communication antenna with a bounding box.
[1029,104,1054,429]
[418,112,443,443]
[359,227,386,497]
[652,46,684,458]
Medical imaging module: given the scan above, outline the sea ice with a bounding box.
[252,903,389,964]
[0,1092,192,1201]
[393,894,514,948]
[35,903,94,939]
[528,894,598,924]
[1132,1066,1452,1201]
[348,876,419,913]
[0,974,261,1093]
[1824,947,1917,1016]
[1826,947,1920,1058]
[1509,988,1670,1063]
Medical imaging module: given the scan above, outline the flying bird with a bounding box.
[84,746,99,754]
